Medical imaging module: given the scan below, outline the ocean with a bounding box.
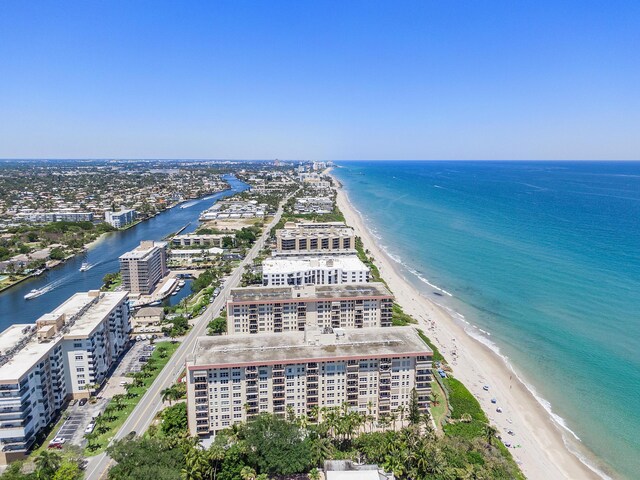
[332,161,640,479]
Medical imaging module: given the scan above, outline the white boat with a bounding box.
[24,289,43,300]
[178,280,186,287]
[149,300,162,306]
[79,262,92,272]
[171,291,178,296]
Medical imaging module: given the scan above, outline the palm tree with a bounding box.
[240,466,257,480]
[308,468,321,480]
[397,405,406,427]
[124,382,137,398]
[112,394,126,410]
[34,451,61,479]
[205,443,225,480]
[161,386,179,405]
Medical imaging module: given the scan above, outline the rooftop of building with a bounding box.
[119,240,168,260]
[190,327,430,368]
[135,307,164,317]
[172,233,227,239]
[228,282,391,303]
[276,222,354,239]
[49,290,128,339]
[262,255,368,273]
[0,291,128,382]
[107,208,136,215]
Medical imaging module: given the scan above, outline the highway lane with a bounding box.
[84,199,289,480]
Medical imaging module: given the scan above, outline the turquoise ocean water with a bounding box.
[333,161,640,479]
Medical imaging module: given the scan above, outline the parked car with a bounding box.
[85,422,95,434]
[79,398,88,406]
[48,437,66,449]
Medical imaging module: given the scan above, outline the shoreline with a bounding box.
[331,171,607,480]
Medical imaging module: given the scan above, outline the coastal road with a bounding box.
[84,198,290,480]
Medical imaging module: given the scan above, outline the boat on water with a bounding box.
[33,268,45,276]
[149,300,162,306]
[178,280,186,287]
[79,262,92,272]
[171,291,178,296]
[24,289,44,300]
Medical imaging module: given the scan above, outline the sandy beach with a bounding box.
[332,173,604,480]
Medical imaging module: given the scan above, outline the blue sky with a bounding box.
[1,1,639,160]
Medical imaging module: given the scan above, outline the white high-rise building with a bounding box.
[105,209,137,228]
[0,291,130,463]
[262,255,369,286]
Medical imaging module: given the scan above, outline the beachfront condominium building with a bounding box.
[185,326,432,436]
[226,283,393,334]
[119,241,168,295]
[275,222,356,255]
[262,255,369,286]
[0,291,130,463]
[105,208,137,228]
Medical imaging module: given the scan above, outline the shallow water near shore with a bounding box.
[333,160,640,479]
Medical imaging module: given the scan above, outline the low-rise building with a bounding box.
[131,307,165,332]
[262,255,369,286]
[199,200,266,221]
[119,241,168,295]
[171,233,226,248]
[294,197,334,215]
[227,283,393,334]
[185,327,432,436]
[14,211,94,223]
[0,291,130,463]
[169,247,223,264]
[105,209,137,228]
[275,222,356,254]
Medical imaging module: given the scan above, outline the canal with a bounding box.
[0,175,250,330]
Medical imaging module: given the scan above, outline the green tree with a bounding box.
[161,402,188,437]
[242,414,314,476]
[49,247,66,260]
[408,388,421,425]
[240,467,256,480]
[34,450,62,479]
[52,460,82,480]
[108,436,185,480]
[207,316,226,335]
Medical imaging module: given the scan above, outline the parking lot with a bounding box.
[50,338,163,448]
[51,398,106,448]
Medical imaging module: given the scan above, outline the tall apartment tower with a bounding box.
[119,241,168,295]
[0,291,130,463]
[226,283,393,334]
[275,222,356,255]
[186,327,432,436]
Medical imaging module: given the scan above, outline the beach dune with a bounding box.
[332,173,604,480]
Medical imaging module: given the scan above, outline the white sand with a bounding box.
[332,174,604,480]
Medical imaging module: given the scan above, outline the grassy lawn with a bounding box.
[430,377,449,432]
[84,341,180,456]
[28,412,71,458]
[391,303,417,326]
[416,329,445,363]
